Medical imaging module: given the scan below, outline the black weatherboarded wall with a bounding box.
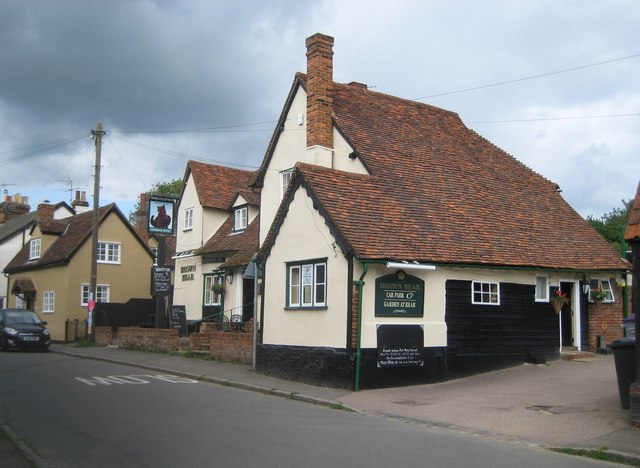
[445,280,559,378]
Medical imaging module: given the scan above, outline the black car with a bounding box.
[0,309,51,352]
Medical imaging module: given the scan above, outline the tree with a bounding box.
[586,199,633,253]
[128,178,184,225]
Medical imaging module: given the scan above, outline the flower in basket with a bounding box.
[591,287,607,302]
[552,289,569,304]
[550,289,569,314]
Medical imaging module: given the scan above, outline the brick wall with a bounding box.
[189,332,213,351]
[95,326,113,346]
[117,327,179,352]
[210,332,252,365]
[587,282,630,350]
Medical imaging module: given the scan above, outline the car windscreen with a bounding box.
[4,311,42,325]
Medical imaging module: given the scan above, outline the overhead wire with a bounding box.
[1,53,638,176]
[413,53,640,101]
[109,134,261,170]
[465,112,640,125]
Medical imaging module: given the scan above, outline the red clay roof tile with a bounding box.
[187,160,257,210]
[267,77,627,271]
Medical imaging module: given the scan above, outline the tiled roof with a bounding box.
[4,204,152,273]
[186,160,257,210]
[263,76,627,272]
[235,189,260,207]
[0,212,36,243]
[625,181,640,241]
[196,215,259,268]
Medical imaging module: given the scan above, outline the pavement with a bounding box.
[8,343,640,465]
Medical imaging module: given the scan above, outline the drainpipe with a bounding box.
[621,226,629,319]
[352,262,368,391]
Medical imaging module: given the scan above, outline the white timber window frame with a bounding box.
[287,259,327,309]
[29,238,41,260]
[280,169,294,199]
[472,281,500,305]
[535,275,549,302]
[233,206,248,232]
[81,284,110,306]
[97,242,121,264]
[43,291,55,313]
[184,207,194,231]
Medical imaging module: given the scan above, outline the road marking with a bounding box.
[75,374,199,386]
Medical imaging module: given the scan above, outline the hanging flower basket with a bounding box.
[212,284,225,295]
[591,287,607,306]
[551,289,569,314]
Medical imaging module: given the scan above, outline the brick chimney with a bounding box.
[0,193,30,224]
[72,190,90,213]
[306,33,334,152]
[37,201,55,219]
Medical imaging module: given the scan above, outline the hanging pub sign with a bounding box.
[147,196,176,236]
[375,270,425,317]
[377,324,424,367]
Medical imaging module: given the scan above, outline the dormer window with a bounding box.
[234,206,248,232]
[29,238,41,260]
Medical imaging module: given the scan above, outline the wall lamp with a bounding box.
[226,271,234,285]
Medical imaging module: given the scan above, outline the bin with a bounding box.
[610,338,637,409]
[623,314,635,339]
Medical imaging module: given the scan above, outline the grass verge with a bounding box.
[551,447,640,466]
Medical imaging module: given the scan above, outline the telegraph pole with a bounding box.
[89,123,105,340]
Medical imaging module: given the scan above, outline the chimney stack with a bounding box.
[0,193,30,224]
[305,33,334,151]
[37,201,55,220]
[72,190,90,213]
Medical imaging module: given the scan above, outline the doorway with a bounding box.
[242,277,255,322]
[558,280,582,350]
[559,281,574,346]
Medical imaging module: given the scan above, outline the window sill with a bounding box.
[284,306,328,311]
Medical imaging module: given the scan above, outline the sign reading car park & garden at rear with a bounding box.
[375,271,424,317]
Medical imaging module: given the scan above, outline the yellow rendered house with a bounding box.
[4,203,154,341]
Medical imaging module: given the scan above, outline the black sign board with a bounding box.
[375,271,425,317]
[151,266,171,296]
[169,305,187,336]
[377,324,424,368]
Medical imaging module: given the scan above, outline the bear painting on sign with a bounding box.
[148,197,176,235]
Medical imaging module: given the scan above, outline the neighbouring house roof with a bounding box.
[4,204,153,273]
[183,160,258,210]
[260,75,627,272]
[196,216,260,269]
[625,181,640,242]
[0,211,37,243]
[0,201,73,243]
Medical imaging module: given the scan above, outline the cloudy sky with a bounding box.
[1,0,638,221]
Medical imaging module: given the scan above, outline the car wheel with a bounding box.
[0,336,7,352]
[40,344,50,353]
